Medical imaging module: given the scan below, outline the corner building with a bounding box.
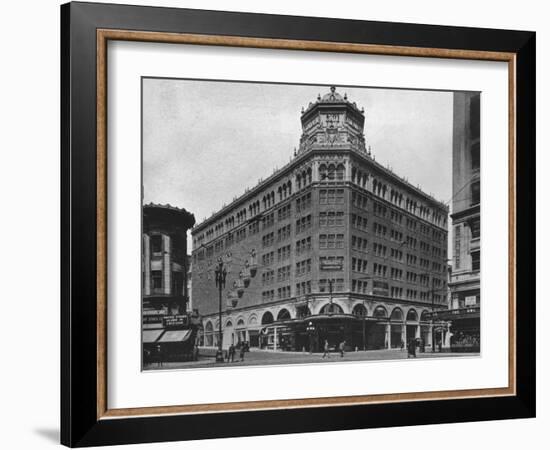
[192,87,449,352]
[444,92,481,352]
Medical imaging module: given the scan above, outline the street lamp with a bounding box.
[214,258,227,362]
[306,321,316,353]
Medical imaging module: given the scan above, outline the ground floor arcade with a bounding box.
[199,296,450,353]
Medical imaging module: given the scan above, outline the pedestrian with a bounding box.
[156,344,163,367]
[322,339,330,359]
[407,339,416,358]
[339,340,346,357]
[228,344,235,362]
[407,339,417,358]
[239,344,245,362]
[400,339,405,351]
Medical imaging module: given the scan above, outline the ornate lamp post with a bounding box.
[306,321,316,353]
[214,258,227,363]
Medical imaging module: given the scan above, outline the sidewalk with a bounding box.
[145,347,478,370]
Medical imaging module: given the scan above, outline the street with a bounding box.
[144,347,479,370]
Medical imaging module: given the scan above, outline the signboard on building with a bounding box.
[372,281,389,296]
[464,295,477,306]
[163,314,189,329]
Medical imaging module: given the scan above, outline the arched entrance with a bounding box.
[367,305,388,350]
[204,321,213,347]
[406,309,419,342]
[390,307,404,349]
[277,308,291,321]
[222,320,233,350]
[319,303,344,315]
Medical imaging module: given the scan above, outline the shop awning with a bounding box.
[158,329,192,343]
[142,329,164,343]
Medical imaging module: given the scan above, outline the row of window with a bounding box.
[351,257,368,273]
[319,211,344,227]
[352,191,368,210]
[196,164,449,248]
[260,281,445,301]
[319,233,345,249]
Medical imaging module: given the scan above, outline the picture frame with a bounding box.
[60,1,535,447]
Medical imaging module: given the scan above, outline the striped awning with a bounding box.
[158,329,192,343]
[142,329,164,343]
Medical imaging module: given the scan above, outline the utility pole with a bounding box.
[214,259,227,362]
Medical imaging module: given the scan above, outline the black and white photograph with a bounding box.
[141,79,481,370]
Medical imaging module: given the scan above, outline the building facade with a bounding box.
[142,203,200,362]
[192,87,450,352]
[444,92,481,352]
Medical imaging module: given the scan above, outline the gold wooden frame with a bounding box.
[96,29,516,420]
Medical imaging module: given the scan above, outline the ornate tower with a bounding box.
[298,86,367,156]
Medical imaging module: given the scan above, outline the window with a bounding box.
[296,237,312,255]
[277,286,291,299]
[150,235,163,253]
[262,251,274,266]
[319,189,344,204]
[471,251,480,271]
[295,259,312,277]
[319,234,344,249]
[262,232,274,248]
[296,281,312,296]
[470,218,480,239]
[277,204,292,221]
[319,278,344,293]
[151,270,163,290]
[296,192,312,212]
[277,224,291,241]
[352,235,368,252]
[296,215,312,233]
[277,265,291,282]
[262,270,274,285]
[277,245,291,262]
[471,181,480,205]
[236,228,246,242]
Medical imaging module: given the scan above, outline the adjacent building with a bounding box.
[191,87,450,352]
[443,92,481,352]
[142,203,200,362]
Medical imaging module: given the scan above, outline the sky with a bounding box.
[142,79,454,228]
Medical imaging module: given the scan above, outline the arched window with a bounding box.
[390,307,404,322]
[336,164,345,180]
[248,315,258,326]
[287,180,292,195]
[319,164,328,180]
[277,309,291,321]
[352,303,367,317]
[327,164,336,180]
[307,167,312,184]
[373,306,388,319]
[351,167,357,183]
[420,310,430,322]
[320,303,344,314]
[296,174,302,190]
[406,309,419,322]
[261,311,274,325]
